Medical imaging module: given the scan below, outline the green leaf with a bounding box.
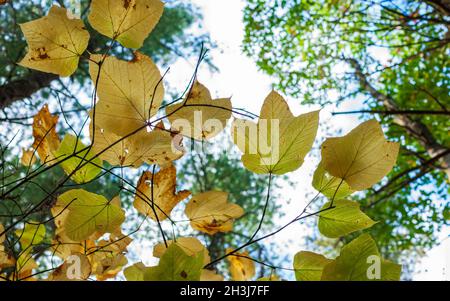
[55,134,102,184]
[124,262,147,281]
[312,161,354,199]
[293,251,332,281]
[318,200,376,238]
[124,244,204,281]
[15,222,46,248]
[380,260,402,281]
[147,243,204,281]
[56,189,125,241]
[321,233,401,280]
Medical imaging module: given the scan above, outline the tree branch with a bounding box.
[346,57,450,179]
[0,71,58,110]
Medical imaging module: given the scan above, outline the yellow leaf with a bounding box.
[185,191,244,235]
[321,119,399,190]
[166,80,232,140]
[134,165,190,221]
[93,254,128,281]
[20,148,37,167]
[257,274,280,281]
[226,248,255,281]
[90,121,184,168]
[200,269,224,281]
[15,222,46,248]
[31,104,61,165]
[88,0,164,49]
[18,5,89,76]
[153,237,210,265]
[16,248,38,277]
[54,189,125,241]
[232,90,319,174]
[47,253,91,281]
[0,224,15,269]
[89,53,164,136]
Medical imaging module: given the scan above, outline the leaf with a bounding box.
[90,121,184,168]
[166,80,232,140]
[134,165,190,221]
[55,134,102,184]
[226,248,255,281]
[89,52,164,136]
[380,260,402,281]
[20,148,36,167]
[15,222,46,248]
[153,237,210,265]
[321,233,401,280]
[123,262,147,281]
[232,90,319,174]
[321,119,399,190]
[293,251,332,281]
[185,191,244,235]
[88,0,164,49]
[200,269,224,281]
[93,254,128,281]
[312,161,354,199]
[31,105,61,164]
[318,200,376,238]
[124,244,204,281]
[16,248,38,276]
[1,224,15,269]
[54,189,125,241]
[18,5,89,76]
[257,274,280,281]
[47,253,91,281]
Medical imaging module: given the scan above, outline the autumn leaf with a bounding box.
[90,121,184,168]
[20,148,37,167]
[18,5,89,76]
[153,237,210,265]
[54,189,125,241]
[185,191,244,235]
[232,90,319,174]
[226,248,255,281]
[88,0,164,49]
[0,224,15,269]
[89,52,164,137]
[47,253,91,281]
[200,269,224,281]
[55,134,103,184]
[166,80,232,140]
[321,119,399,190]
[257,274,280,281]
[318,200,376,238]
[124,243,204,281]
[293,251,332,281]
[134,165,190,221]
[15,222,46,248]
[31,105,60,164]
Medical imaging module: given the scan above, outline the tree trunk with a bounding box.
[347,58,450,180]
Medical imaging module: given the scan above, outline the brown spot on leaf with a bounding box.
[123,0,132,9]
[180,271,188,278]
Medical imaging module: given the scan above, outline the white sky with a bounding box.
[161,0,449,280]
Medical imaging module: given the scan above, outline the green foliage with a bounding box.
[243,0,450,265]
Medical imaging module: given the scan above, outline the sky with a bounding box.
[160,0,450,280]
